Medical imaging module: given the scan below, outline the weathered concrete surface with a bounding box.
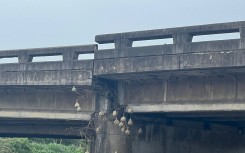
[121,74,245,113]
[94,21,245,78]
[94,47,245,76]
[0,45,97,138]
[2,21,245,152]
[95,120,132,153]
[0,45,96,63]
[0,87,95,116]
[93,81,132,153]
[95,39,242,59]
[0,69,92,86]
[0,45,96,86]
[96,21,245,44]
[0,87,95,137]
[92,21,245,153]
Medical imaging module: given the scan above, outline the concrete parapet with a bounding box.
[94,21,245,78]
[0,45,97,63]
[96,21,245,55]
[0,45,97,86]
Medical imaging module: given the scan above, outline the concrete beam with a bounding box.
[0,87,95,120]
[0,110,91,121]
[0,70,92,86]
[117,74,245,114]
[94,49,245,76]
[127,103,245,113]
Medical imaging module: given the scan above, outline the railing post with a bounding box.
[114,35,132,54]
[173,33,193,44]
[240,27,245,39]
[63,52,75,62]
[240,27,245,49]
[172,33,193,53]
[18,51,32,63]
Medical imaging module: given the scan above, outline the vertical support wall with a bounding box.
[94,84,132,153]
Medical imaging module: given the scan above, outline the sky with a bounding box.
[0,0,244,50]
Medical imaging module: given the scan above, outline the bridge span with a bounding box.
[0,45,96,138]
[1,21,245,153]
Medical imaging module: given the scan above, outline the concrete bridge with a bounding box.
[0,45,96,138]
[1,21,245,153]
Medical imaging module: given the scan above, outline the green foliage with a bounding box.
[30,142,84,153]
[0,138,31,153]
[0,139,15,153]
[29,138,85,146]
[0,138,86,153]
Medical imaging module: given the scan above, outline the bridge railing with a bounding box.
[0,45,97,64]
[95,21,245,58]
[0,45,97,85]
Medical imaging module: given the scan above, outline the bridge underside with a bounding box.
[110,68,245,153]
[0,86,95,138]
[129,115,245,153]
[0,45,96,138]
[0,118,90,139]
[94,111,245,153]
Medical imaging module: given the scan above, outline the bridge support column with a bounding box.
[94,83,132,153]
[95,120,132,153]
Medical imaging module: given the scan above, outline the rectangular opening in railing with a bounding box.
[98,43,115,50]
[78,53,94,60]
[132,38,173,47]
[192,32,240,42]
[0,57,18,64]
[32,55,63,62]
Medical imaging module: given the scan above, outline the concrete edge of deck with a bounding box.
[127,103,245,113]
[0,110,92,120]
